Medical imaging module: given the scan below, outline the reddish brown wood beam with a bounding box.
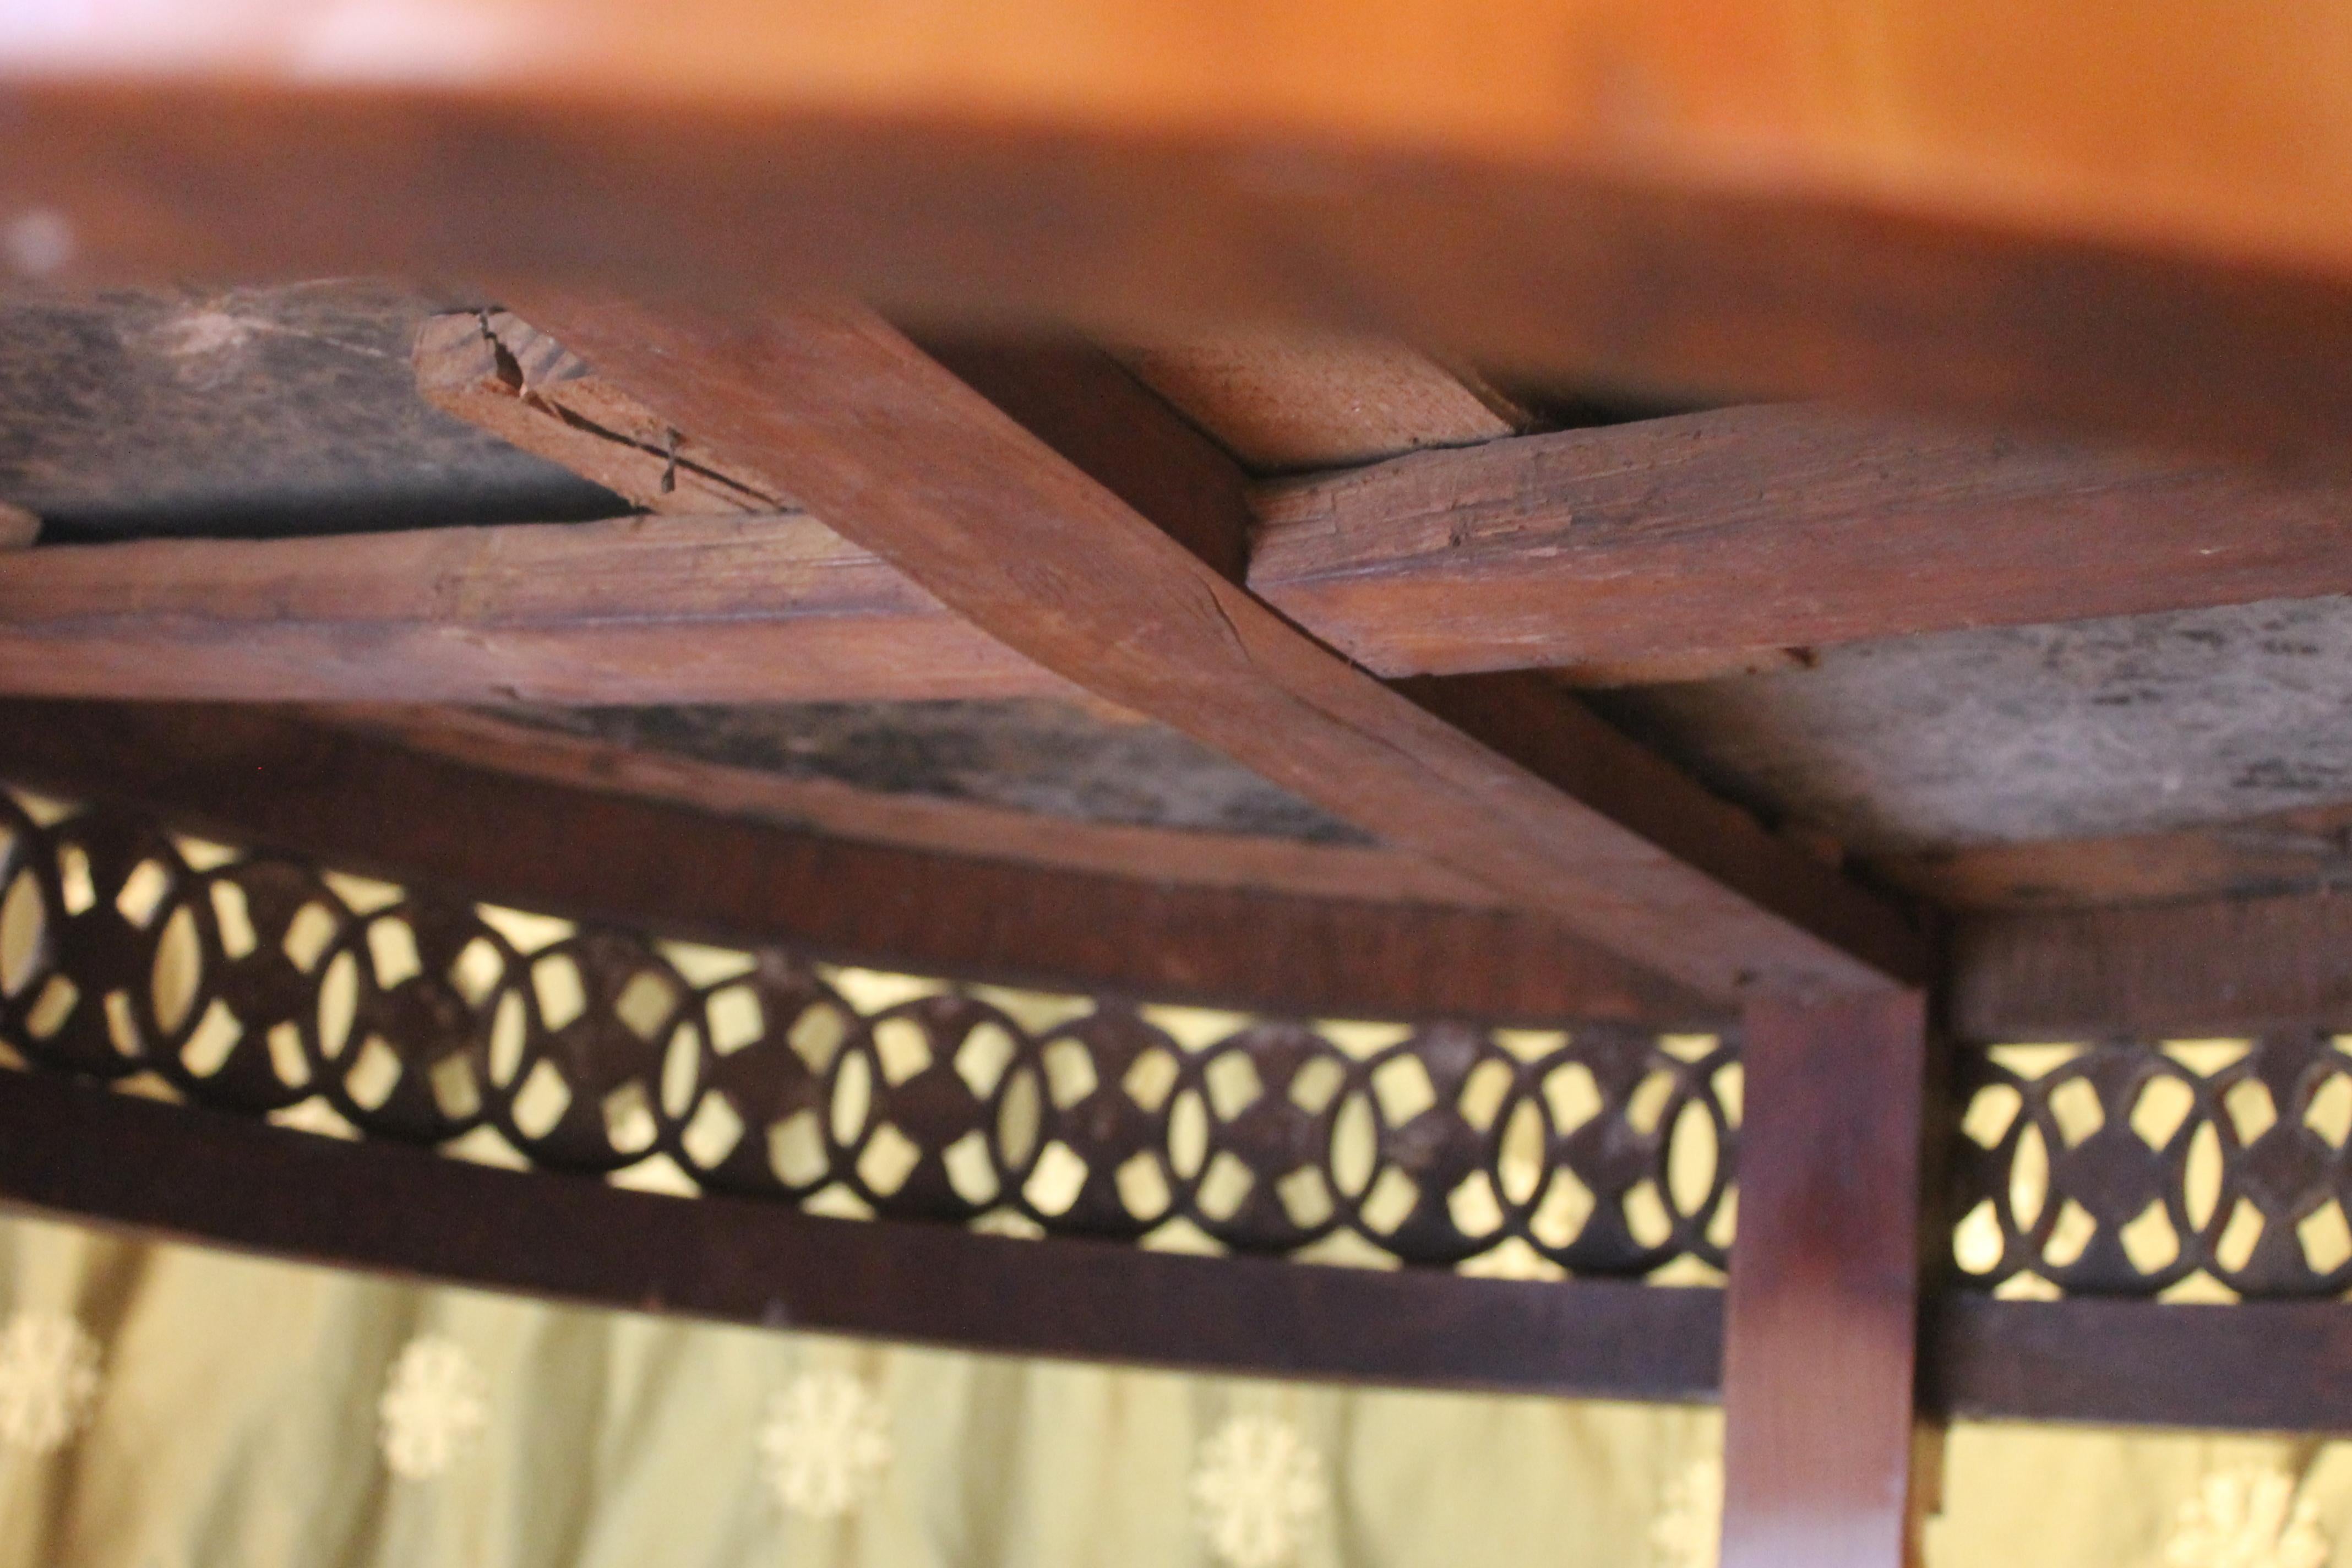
[500,295,1926,1001]
[1721,989,1931,1568]
[0,514,1067,704]
[1252,405,2352,680]
[8,79,2352,469]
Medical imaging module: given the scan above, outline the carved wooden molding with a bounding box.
[0,782,1736,1281]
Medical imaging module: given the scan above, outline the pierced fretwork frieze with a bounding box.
[0,785,1739,1281]
[1952,1035,2352,1299]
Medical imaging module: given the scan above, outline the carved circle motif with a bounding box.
[0,788,1747,1275]
[1951,1035,2352,1297]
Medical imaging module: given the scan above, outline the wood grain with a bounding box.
[0,699,1714,1026]
[1721,989,1929,1568]
[0,514,1068,703]
[503,295,1924,1000]
[1252,405,2352,679]
[413,309,793,516]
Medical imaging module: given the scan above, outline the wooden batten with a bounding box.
[1720,991,1931,1568]
[493,295,1925,1001]
[1251,406,2352,681]
[0,514,1065,704]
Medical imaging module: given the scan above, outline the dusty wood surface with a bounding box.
[0,699,1713,1025]
[1721,989,1929,1568]
[500,295,1925,1000]
[0,282,618,542]
[315,703,1505,906]
[1253,405,2352,679]
[0,513,1068,703]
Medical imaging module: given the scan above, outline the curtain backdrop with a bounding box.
[0,1212,2342,1567]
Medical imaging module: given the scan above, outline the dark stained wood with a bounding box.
[8,1045,2345,1430]
[0,699,1716,1026]
[499,295,1926,1001]
[1251,405,2352,680]
[9,88,2352,469]
[1927,1295,2352,1435]
[0,1069,1722,1399]
[1398,673,1931,992]
[1721,989,1929,1568]
[1949,891,2352,1039]
[916,337,1256,584]
[0,514,1069,703]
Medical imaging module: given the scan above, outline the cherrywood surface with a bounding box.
[1721,990,1929,1568]
[0,514,1067,703]
[1253,405,2352,680]
[497,295,1924,1001]
[1949,891,2352,1038]
[0,699,1715,1026]
[7,89,2352,469]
